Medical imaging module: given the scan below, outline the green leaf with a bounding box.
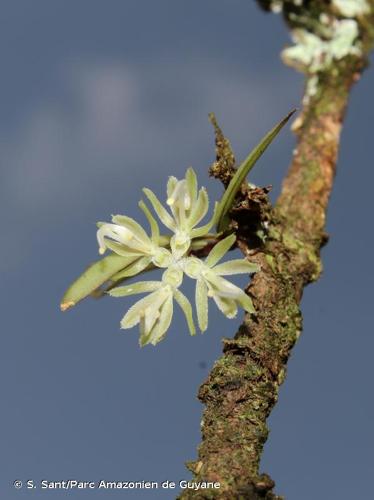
[60,253,137,311]
[216,109,296,232]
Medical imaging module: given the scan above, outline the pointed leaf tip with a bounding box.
[216,109,297,232]
[60,301,75,312]
[61,253,137,309]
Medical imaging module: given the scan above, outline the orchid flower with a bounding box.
[182,234,259,332]
[89,173,258,343]
[96,205,172,279]
[142,167,217,259]
[109,265,195,346]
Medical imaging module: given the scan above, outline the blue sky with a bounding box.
[1,1,373,499]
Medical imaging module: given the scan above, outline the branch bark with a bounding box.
[179,2,374,499]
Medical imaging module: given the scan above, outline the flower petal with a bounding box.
[97,223,133,254]
[166,179,186,207]
[196,278,208,332]
[213,259,259,276]
[185,167,198,204]
[188,188,209,229]
[236,291,255,314]
[120,288,167,329]
[167,176,178,200]
[138,200,160,244]
[111,256,152,281]
[98,221,153,255]
[174,289,196,336]
[143,188,176,231]
[146,294,174,346]
[204,271,244,299]
[102,239,146,258]
[111,214,150,245]
[212,295,238,319]
[190,201,219,239]
[109,280,161,297]
[205,233,236,267]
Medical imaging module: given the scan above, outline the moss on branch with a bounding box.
[178,2,374,499]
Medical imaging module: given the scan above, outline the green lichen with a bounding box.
[269,0,306,13]
[332,0,370,18]
[282,19,362,73]
[278,230,322,283]
[265,254,277,273]
[270,1,283,14]
[305,74,319,98]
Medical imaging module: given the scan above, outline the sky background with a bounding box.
[1,1,373,499]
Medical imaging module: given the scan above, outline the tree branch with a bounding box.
[179,2,374,499]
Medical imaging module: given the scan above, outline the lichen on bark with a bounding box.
[178,2,374,499]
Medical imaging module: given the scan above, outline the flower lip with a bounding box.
[162,265,183,288]
[97,216,171,269]
[174,230,190,246]
[97,224,135,254]
[181,256,203,279]
[151,247,172,268]
[167,179,191,210]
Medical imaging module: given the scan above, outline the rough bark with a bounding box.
[179,2,374,499]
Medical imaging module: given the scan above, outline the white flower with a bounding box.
[142,167,217,259]
[93,169,259,344]
[109,264,195,346]
[182,234,259,332]
[96,206,172,279]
